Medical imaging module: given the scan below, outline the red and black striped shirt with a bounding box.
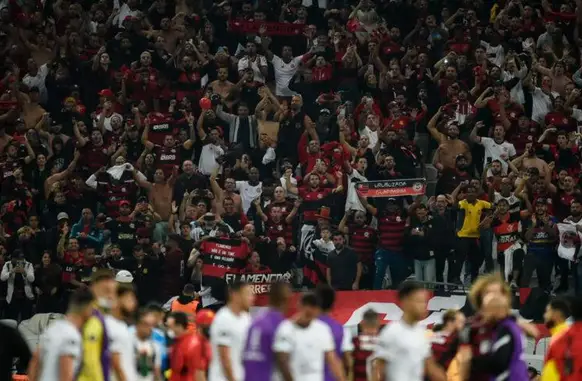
[430,331,459,369]
[377,214,406,252]
[349,225,377,265]
[352,333,378,381]
[266,217,294,246]
[299,187,332,223]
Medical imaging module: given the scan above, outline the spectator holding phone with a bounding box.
[0,250,35,321]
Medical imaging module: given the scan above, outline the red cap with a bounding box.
[196,309,215,326]
[98,89,114,97]
[119,200,130,207]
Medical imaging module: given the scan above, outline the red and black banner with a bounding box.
[200,238,250,280]
[225,272,291,294]
[356,178,427,198]
[228,21,305,36]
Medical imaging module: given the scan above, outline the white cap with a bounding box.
[115,270,134,283]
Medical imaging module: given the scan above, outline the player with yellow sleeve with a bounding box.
[78,270,118,381]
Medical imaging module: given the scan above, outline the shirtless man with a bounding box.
[511,142,552,183]
[428,107,472,170]
[209,67,234,107]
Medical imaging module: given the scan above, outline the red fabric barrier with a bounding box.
[254,289,550,338]
[228,21,305,36]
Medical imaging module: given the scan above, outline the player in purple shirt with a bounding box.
[243,282,292,381]
[316,284,352,381]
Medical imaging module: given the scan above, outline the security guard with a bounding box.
[167,283,200,333]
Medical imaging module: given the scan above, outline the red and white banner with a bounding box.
[356,178,427,198]
[254,289,549,339]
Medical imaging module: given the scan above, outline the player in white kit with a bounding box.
[107,283,139,381]
[209,281,254,381]
[372,282,446,381]
[273,292,346,381]
[27,288,95,381]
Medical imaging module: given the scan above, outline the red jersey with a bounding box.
[266,217,294,246]
[430,330,459,369]
[156,146,180,176]
[349,225,377,265]
[62,251,84,286]
[491,212,522,253]
[298,187,332,223]
[508,132,535,156]
[82,142,110,173]
[352,333,378,381]
[377,214,406,252]
[169,333,203,381]
[545,112,576,134]
[147,113,178,146]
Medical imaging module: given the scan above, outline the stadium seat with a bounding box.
[523,354,544,373]
[524,337,536,355]
[0,319,18,329]
[534,337,551,356]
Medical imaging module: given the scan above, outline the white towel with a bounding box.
[85,164,146,189]
[503,242,524,281]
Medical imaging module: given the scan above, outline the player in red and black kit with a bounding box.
[338,210,377,290]
[349,309,380,381]
[143,118,193,177]
[429,309,465,371]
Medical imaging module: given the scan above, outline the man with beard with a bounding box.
[554,175,580,222]
[143,125,193,178]
[489,199,526,287]
[512,142,553,185]
[256,199,299,246]
[75,127,114,175]
[543,298,571,348]
[277,95,314,165]
[428,109,471,171]
[435,153,472,195]
[471,122,516,173]
[339,210,377,289]
[491,176,523,214]
[174,160,209,204]
[107,200,138,256]
[522,199,558,290]
[263,44,303,98]
[216,102,259,152]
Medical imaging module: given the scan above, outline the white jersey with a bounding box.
[37,319,83,381]
[373,320,430,381]
[134,336,162,381]
[272,319,335,381]
[209,307,251,381]
[106,316,137,381]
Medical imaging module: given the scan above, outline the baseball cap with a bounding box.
[195,309,215,326]
[386,198,398,203]
[119,200,131,207]
[98,89,114,97]
[57,212,69,221]
[115,270,134,283]
[137,196,148,204]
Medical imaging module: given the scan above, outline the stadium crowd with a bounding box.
[2,0,582,378]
